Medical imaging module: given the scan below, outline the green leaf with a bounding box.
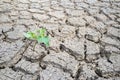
[37,36,49,47]
[24,33,31,38]
[39,28,46,37]
[24,31,37,39]
[24,28,49,47]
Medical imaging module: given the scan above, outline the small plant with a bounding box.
[24,28,49,47]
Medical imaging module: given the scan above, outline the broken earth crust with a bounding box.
[0,0,120,80]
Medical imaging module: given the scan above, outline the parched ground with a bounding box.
[0,0,120,80]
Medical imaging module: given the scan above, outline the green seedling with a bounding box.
[24,28,49,47]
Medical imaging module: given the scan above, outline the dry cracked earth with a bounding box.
[0,0,120,80]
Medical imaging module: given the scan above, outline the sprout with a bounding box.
[24,28,49,47]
